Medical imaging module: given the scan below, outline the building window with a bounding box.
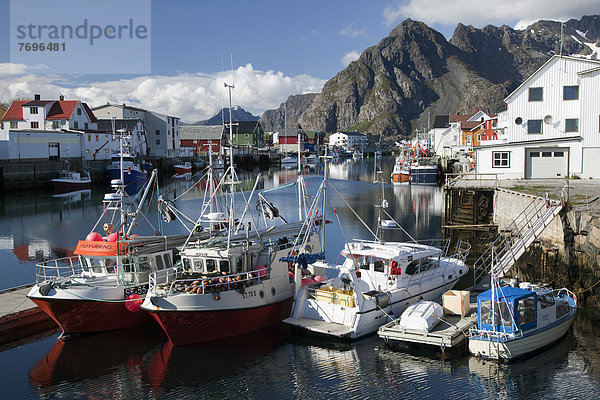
[73,121,78,129]
[156,130,160,136]
[52,121,59,129]
[563,85,579,101]
[84,122,89,130]
[554,151,564,157]
[528,87,543,102]
[156,139,160,145]
[527,120,543,134]
[565,118,578,132]
[244,134,250,138]
[10,121,17,129]
[492,151,510,168]
[31,121,39,129]
[77,108,82,115]
[30,106,38,114]
[88,135,91,141]
[95,135,99,142]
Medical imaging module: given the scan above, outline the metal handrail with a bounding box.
[473,186,565,287]
[35,256,83,283]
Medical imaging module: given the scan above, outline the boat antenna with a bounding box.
[320,147,329,250]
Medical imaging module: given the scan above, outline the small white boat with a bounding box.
[468,280,577,361]
[399,300,443,332]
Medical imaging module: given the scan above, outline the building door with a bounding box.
[525,148,568,178]
[48,143,59,160]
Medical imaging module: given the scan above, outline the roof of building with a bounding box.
[1,101,28,121]
[180,125,224,140]
[22,100,54,106]
[223,120,263,134]
[92,102,179,120]
[96,118,142,132]
[450,114,479,130]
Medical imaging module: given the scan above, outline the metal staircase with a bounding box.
[472,186,566,290]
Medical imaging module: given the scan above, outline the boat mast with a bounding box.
[225,82,235,248]
[297,129,303,220]
[321,147,328,250]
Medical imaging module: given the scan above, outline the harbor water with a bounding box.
[1,156,599,399]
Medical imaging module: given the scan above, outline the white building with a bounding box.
[89,119,147,161]
[0,95,98,161]
[329,131,368,150]
[92,103,181,158]
[476,55,600,179]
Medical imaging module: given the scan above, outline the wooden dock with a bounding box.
[0,284,56,346]
[377,304,477,349]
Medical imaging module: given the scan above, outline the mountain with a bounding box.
[202,106,259,126]
[259,93,318,132]
[267,16,600,139]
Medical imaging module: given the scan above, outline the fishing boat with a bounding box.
[28,170,192,337]
[410,162,438,185]
[174,161,192,175]
[106,152,148,185]
[141,84,323,345]
[391,160,410,185]
[283,167,470,340]
[468,278,577,361]
[51,167,92,194]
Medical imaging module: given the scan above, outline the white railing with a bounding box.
[35,256,83,283]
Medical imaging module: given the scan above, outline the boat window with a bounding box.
[556,302,570,319]
[374,260,385,273]
[518,297,536,327]
[193,258,203,272]
[137,256,150,272]
[405,260,420,275]
[481,301,512,327]
[105,259,117,274]
[123,258,134,272]
[235,257,243,273]
[163,254,172,268]
[183,257,191,269]
[206,259,216,272]
[220,259,230,273]
[87,258,103,273]
[544,294,555,307]
[360,256,370,270]
[155,255,165,270]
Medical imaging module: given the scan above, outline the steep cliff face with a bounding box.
[259,93,318,132]
[269,16,599,139]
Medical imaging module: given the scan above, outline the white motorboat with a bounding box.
[51,161,91,194]
[468,279,577,361]
[284,238,469,339]
[284,164,469,339]
[391,160,410,185]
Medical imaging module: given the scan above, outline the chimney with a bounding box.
[59,95,64,101]
[34,94,41,100]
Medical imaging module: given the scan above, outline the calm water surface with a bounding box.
[1,156,599,399]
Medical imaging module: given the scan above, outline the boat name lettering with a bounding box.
[79,242,114,250]
[242,290,257,299]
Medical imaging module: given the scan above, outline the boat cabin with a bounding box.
[110,153,136,166]
[476,286,537,334]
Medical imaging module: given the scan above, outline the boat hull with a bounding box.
[468,313,576,361]
[146,298,293,345]
[174,166,192,175]
[51,179,92,194]
[391,172,410,184]
[106,167,147,185]
[28,296,153,335]
[410,166,438,185]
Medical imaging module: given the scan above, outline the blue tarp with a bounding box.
[477,286,532,302]
[280,252,325,269]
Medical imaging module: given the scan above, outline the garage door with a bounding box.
[525,148,568,178]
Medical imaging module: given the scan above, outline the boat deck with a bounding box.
[377,303,477,348]
[283,317,353,338]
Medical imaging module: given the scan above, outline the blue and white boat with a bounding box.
[410,162,438,185]
[106,153,148,186]
[468,280,577,361]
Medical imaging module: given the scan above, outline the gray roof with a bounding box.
[96,119,142,132]
[180,125,224,140]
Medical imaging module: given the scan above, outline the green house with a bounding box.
[224,121,264,148]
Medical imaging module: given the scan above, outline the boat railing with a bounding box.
[35,256,84,283]
[149,267,271,296]
[467,326,523,342]
[554,288,578,307]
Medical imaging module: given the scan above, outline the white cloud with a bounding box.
[383,0,599,31]
[0,64,326,122]
[339,23,366,38]
[341,51,360,67]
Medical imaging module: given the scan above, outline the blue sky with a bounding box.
[0,0,597,122]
